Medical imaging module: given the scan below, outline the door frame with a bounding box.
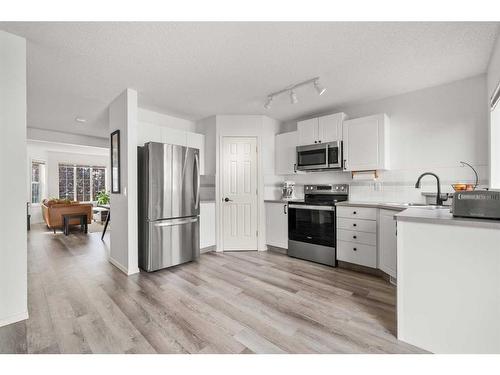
[216,135,260,252]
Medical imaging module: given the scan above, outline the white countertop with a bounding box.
[395,207,500,229]
[264,199,304,203]
[335,201,409,211]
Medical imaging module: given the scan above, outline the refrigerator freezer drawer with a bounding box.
[140,216,200,272]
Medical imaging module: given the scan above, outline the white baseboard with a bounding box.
[108,256,140,275]
[200,245,216,254]
[0,311,29,328]
[127,267,140,275]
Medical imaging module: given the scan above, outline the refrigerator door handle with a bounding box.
[153,217,198,227]
[194,152,200,209]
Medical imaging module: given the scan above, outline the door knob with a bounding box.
[224,197,232,202]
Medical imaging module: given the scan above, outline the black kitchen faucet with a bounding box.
[415,172,446,206]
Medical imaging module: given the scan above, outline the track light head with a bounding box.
[264,96,273,109]
[314,80,326,96]
[290,90,298,104]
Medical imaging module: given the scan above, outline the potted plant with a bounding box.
[96,191,110,222]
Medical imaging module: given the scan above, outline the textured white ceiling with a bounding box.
[1,22,499,138]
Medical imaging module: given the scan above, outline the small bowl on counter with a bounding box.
[451,183,475,192]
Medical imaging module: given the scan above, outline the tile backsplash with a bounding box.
[203,164,489,204]
[270,164,489,203]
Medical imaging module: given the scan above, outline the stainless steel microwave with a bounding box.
[296,141,342,171]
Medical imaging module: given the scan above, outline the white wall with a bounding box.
[487,33,500,189]
[487,33,500,99]
[0,31,28,327]
[27,127,108,148]
[109,89,139,275]
[214,115,281,252]
[281,75,489,203]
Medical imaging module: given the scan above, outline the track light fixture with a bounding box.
[264,95,274,109]
[263,76,326,109]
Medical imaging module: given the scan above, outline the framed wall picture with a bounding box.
[110,129,121,194]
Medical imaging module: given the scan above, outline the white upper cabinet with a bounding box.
[275,131,299,175]
[342,113,390,171]
[297,118,318,146]
[162,127,187,146]
[378,209,397,279]
[186,132,205,175]
[137,122,206,175]
[137,122,162,145]
[297,113,346,146]
[318,113,345,144]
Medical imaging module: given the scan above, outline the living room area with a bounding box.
[27,136,110,237]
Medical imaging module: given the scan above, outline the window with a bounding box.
[491,80,500,189]
[58,164,106,202]
[59,164,75,200]
[31,161,46,204]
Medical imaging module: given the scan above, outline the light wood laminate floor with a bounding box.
[0,225,424,354]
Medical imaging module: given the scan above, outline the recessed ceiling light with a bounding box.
[75,117,87,123]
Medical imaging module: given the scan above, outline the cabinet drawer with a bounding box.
[337,241,377,268]
[337,206,377,220]
[337,218,376,233]
[337,229,376,246]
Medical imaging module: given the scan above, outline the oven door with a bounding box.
[296,144,328,171]
[288,204,335,247]
[327,141,341,169]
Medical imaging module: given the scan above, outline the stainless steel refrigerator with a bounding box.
[138,142,200,272]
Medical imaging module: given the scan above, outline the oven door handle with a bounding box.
[288,204,335,211]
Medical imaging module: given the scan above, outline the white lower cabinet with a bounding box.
[200,202,216,250]
[337,241,377,268]
[378,209,397,278]
[336,207,377,268]
[337,205,398,278]
[265,202,288,249]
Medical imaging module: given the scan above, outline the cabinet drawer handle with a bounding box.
[353,235,357,239]
[353,211,357,214]
[353,223,357,227]
[353,247,357,251]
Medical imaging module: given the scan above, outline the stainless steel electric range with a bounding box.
[287,184,349,266]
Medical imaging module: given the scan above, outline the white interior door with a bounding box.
[222,137,258,250]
